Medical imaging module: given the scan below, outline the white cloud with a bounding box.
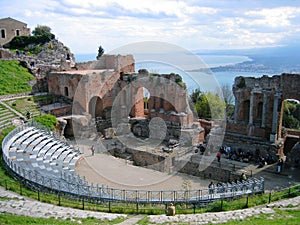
[244,7,300,28]
[0,0,300,53]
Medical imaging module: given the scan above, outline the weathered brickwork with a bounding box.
[48,55,204,143]
[223,74,300,161]
[231,74,300,141]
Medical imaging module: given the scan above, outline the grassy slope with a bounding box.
[0,60,34,95]
[0,213,125,225]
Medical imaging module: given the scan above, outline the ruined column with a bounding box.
[234,92,240,123]
[261,91,268,128]
[249,91,254,125]
[270,92,280,141]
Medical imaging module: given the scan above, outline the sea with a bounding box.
[75,53,268,92]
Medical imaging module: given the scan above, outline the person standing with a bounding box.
[277,158,283,173]
[208,181,215,194]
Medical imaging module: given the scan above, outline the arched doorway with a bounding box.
[281,99,300,159]
[243,100,250,122]
[132,87,151,118]
[89,96,104,119]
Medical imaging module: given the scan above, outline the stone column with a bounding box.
[261,91,268,128]
[249,91,254,125]
[234,92,240,123]
[270,92,280,141]
[234,98,239,123]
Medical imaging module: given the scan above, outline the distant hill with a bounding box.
[0,60,34,95]
[195,45,300,74]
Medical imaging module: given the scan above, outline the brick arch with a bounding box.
[89,96,104,118]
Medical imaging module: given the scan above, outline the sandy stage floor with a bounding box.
[75,144,211,191]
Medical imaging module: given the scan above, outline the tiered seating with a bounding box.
[0,105,18,130]
[2,125,83,180]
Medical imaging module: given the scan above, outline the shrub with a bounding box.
[4,34,55,50]
[34,114,57,130]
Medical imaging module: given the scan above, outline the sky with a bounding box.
[1,0,300,54]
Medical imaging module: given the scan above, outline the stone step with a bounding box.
[0,111,15,119]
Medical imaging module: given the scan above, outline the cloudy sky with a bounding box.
[1,0,300,54]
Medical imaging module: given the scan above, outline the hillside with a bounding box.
[0,60,34,95]
[197,45,300,74]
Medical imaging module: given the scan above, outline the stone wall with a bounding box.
[223,132,280,160]
[75,54,134,73]
[109,147,172,172]
[179,156,242,182]
[49,56,203,146]
[0,48,13,58]
[231,74,300,142]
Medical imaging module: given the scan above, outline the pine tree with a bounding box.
[96,46,104,60]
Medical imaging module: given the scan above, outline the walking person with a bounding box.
[217,151,221,163]
[91,145,95,156]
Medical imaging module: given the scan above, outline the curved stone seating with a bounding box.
[2,122,265,204]
[2,123,83,179]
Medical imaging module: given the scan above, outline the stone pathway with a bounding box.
[117,215,146,225]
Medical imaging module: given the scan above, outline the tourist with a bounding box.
[217,151,221,163]
[26,110,31,120]
[277,158,283,173]
[208,181,215,194]
[167,203,176,216]
[240,173,247,182]
[91,145,95,156]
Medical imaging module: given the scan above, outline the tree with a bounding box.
[32,25,53,38]
[190,88,225,120]
[220,84,235,119]
[97,46,104,60]
[282,100,300,129]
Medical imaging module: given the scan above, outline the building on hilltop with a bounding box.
[0,17,30,46]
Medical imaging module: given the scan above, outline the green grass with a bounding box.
[0,60,34,95]
[5,97,40,116]
[4,95,57,119]
[0,212,125,225]
[0,126,15,144]
[34,114,57,130]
